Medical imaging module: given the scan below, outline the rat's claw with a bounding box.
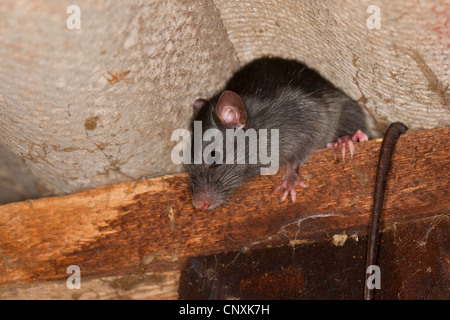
[280,188,296,203]
[290,189,297,203]
[352,129,368,143]
[328,129,368,161]
[274,182,285,194]
[281,190,289,202]
[327,142,338,160]
[347,139,355,157]
[341,141,346,161]
[275,179,306,203]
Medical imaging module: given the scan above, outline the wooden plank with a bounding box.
[378,213,450,299]
[0,127,449,292]
[0,270,180,300]
[178,213,449,299]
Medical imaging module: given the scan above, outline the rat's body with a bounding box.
[189,57,378,210]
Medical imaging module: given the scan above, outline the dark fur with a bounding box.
[189,57,375,209]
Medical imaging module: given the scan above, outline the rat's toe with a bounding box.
[329,129,369,161]
[352,129,368,142]
[276,178,306,203]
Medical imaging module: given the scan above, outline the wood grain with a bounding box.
[0,128,448,292]
[0,270,180,300]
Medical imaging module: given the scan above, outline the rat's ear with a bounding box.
[215,91,248,128]
[193,98,208,116]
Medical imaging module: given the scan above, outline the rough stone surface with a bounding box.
[0,0,239,202]
[214,0,449,131]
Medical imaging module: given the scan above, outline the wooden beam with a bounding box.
[178,214,449,299]
[0,128,448,296]
[0,270,180,300]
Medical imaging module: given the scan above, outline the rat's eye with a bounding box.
[206,150,221,166]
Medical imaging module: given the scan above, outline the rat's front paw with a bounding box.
[274,173,307,203]
[327,129,368,161]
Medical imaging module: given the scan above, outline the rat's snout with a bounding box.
[193,198,210,210]
[192,192,214,210]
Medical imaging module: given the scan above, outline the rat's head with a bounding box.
[189,91,252,210]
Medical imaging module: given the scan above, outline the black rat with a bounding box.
[189,57,379,210]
